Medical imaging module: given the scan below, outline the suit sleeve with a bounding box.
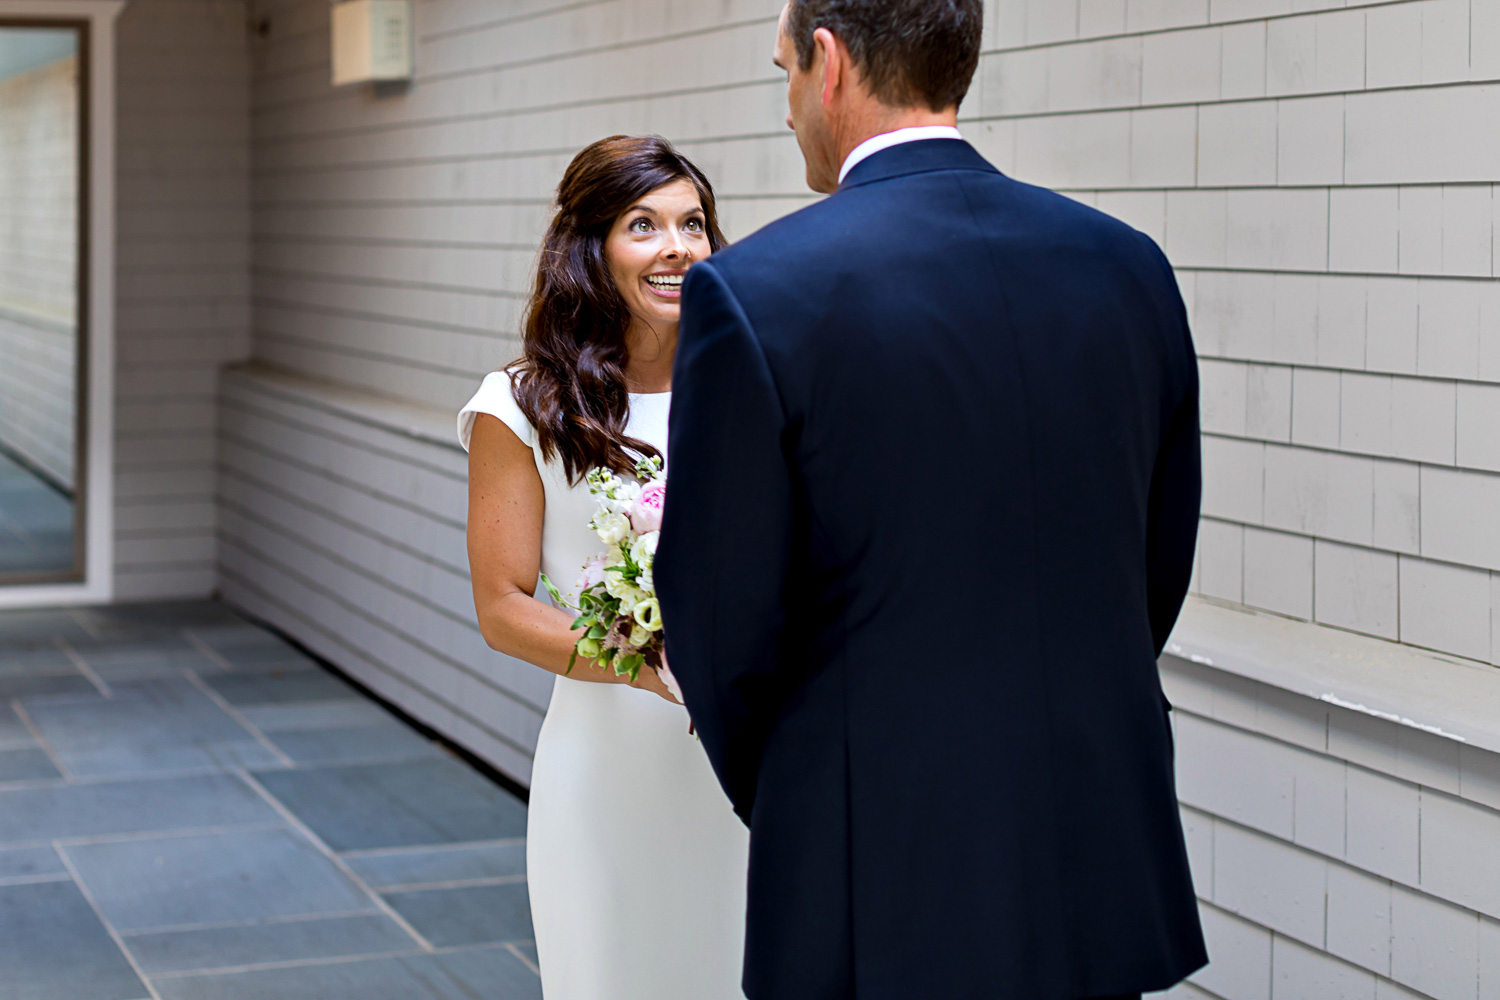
[657,261,795,823]
[1141,237,1203,656]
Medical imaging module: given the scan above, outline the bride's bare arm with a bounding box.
[466,414,675,700]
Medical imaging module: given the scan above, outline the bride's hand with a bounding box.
[630,664,681,704]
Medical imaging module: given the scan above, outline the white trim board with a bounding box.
[1165,596,1500,754]
[0,0,125,609]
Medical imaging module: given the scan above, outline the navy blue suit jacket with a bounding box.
[657,139,1208,1000]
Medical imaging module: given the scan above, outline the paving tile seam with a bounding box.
[179,632,241,673]
[216,659,321,673]
[504,941,542,975]
[63,607,108,641]
[0,664,84,678]
[14,690,113,706]
[231,767,439,954]
[0,762,295,793]
[377,875,528,893]
[54,843,167,1000]
[338,837,528,858]
[0,776,70,793]
[116,906,386,938]
[145,946,432,981]
[179,668,297,768]
[9,697,72,779]
[288,749,449,768]
[54,636,113,697]
[0,872,72,887]
[0,821,290,851]
[143,940,528,984]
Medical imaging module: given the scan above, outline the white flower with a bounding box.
[595,512,630,546]
[603,567,629,599]
[628,622,653,647]
[633,598,663,633]
[610,580,645,616]
[629,531,658,570]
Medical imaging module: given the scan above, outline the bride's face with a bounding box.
[604,178,713,332]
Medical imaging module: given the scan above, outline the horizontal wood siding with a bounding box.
[1164,652,1500,1000]
[115,0,252,599]
[217,365,544,783]
[247,0,801,413]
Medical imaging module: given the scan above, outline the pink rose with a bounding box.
[629,481,667,533]
[578,554,607,590]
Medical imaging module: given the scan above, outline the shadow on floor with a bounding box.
[0,599,539,1000]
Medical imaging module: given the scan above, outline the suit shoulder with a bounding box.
[708,195,853,277]
[995,174,1156,246]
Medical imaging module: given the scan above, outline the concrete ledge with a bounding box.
[222,363,459,453]
[1166,595,1500,754]
[0,299,75,336]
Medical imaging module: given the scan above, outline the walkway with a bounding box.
[0,600,540,1000]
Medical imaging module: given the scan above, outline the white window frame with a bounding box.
[0,0,125,608]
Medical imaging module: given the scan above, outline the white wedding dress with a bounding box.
[458,371,749,1000]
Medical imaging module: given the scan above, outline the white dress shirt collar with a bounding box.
[837,125,964,185]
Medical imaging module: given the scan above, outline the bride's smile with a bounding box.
[642,270,686,299]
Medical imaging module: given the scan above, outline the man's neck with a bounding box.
[832,107,959,178]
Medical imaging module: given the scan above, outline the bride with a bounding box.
[458,135,749,999]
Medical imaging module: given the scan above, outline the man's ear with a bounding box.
[813,26,841,107]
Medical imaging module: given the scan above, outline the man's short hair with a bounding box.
[786,0,983,112]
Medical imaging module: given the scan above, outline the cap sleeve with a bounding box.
[457,370,538,452]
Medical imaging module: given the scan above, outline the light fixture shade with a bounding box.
[331,0,412,86]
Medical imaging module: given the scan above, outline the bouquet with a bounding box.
[541,456,682,701]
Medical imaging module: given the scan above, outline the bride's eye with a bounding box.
[630,218,653,234]
[684,218,704,233]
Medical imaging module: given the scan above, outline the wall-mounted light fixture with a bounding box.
[331,0,411,86]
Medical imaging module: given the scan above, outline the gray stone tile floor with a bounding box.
[0,600,538,1000]
[0,450,74,578]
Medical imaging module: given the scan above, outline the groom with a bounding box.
[656,2,1208,997]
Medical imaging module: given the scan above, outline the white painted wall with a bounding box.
[114,0,251,599]
[0,55,79,489]
[971,0,1500,668]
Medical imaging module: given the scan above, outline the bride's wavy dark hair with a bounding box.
[512,135,727,482]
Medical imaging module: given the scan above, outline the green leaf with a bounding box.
[565,648,578,675]
[539,574,571,610]
[616,652,644,681]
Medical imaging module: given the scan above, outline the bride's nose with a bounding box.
[661,232,689,262]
